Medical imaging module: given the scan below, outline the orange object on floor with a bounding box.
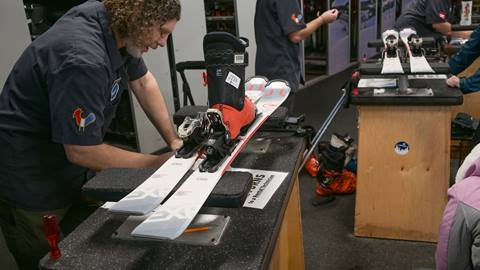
[316,170,357,196]
[304,154,320,177]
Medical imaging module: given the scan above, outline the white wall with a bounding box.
[0,1,31,90]
[235,0,257,79]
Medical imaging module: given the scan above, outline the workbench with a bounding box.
[39,131,306,270]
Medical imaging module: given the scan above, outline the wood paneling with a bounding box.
[269,176,305,270]
[354,106,450,242]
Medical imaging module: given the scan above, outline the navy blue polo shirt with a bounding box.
[0,0,147,210]
[449,26,480,93]
[254,0,306,92]
[394,0,454,39]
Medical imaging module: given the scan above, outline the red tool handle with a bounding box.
[43,214,61,260]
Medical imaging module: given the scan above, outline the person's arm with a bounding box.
[64,143,172,171]
[459,69,480,92]
[449,26,480,74]
[288,9,338,43]
[432,22,472,38]
[446,70,480,93]
[129,71,183,151]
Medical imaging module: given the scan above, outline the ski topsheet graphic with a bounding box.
[381,29,404,74]
[108,155,198,215]
[399,28,434,74]
[109,77,268,216]
[131,80,291,240]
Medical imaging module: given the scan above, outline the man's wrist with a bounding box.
[169,138,183,151]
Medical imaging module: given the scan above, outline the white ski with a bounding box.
[245,76,268,103]
[381,29,404,74]
[131,80,291,240]
[399,28,434,73]
[108,156,198,215]
[108,77,269,215]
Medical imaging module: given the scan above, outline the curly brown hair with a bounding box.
[103,0,181,40]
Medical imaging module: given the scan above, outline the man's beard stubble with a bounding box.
[125,38,143,58]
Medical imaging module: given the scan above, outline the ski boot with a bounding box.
[203,31,249,111]
[198,32,257,172]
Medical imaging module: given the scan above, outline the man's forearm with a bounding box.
[130,72,180,149]
[451,31,472,39]
[64,143,171,171]
[289,16,324,43]
[433,22,452,36]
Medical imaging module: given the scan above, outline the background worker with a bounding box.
[254,0,338,111]
[394,0,471,40]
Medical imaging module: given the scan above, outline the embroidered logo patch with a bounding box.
[439,10,446,20]
[111,77,121,101]
[291,13,303,24]
[72,107,96,131]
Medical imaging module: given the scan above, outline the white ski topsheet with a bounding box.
[108,155,198,215]
[381,29,404,74]
[108,77,269,216]
[245,76,268,103]
[399,28,434,74]
[409,56,435,74]
[381,56,404,74]
[131,80,291,240]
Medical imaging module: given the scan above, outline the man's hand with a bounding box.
[289,9,338,43]
[320,9,339,24]
[446,75,460,88]
[169,138,183,151]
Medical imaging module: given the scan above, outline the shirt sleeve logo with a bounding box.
[72,107,96,131]
[111,77,122,102]
[438,10,446,20]
[291,13,303,24]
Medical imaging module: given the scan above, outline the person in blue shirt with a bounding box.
[447,26,480,92]
[0,0,182,269]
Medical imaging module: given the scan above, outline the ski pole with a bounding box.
[299,87,348,170]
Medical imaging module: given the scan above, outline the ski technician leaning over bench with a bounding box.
[0,0,182,268]
[254,0,338,111]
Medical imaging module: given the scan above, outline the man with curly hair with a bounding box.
[0,0,182,268]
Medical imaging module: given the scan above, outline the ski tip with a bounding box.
[245,76,269,91]
[264,80,291,97]
[399,28,417,39]
[382,29,399,40]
